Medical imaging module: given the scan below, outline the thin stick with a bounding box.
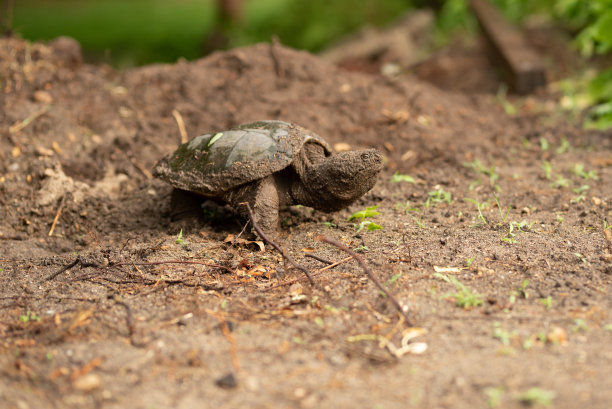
[208,310,240,372]
[44,257,235,282]
[241,202,314,285]
[171,109,188,144]
[9,105,51,134]
[48,195,65,237]
[261,256,352,292]
[44,255,100,282]
[316,235,413,326]
[304,253,333,265]
[269,36,285,80]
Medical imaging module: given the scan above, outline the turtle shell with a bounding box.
[153,120,331,195]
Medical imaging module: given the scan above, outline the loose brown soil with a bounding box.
[1,34,611,409]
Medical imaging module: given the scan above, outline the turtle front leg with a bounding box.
[226,175,280,236]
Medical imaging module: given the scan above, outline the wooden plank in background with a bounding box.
[470,0,546,94]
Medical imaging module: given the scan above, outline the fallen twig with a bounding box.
[44,257,235,282]
[304,253,333,265]
[9,105,51,134]
[171,109,188,144]
[241,202,314,285]
[45,256,101,282]
[269,36,285,80]
[261,256,353,291]
[316,235,413,326]
[48,195,65,237]
[208,310,240,372]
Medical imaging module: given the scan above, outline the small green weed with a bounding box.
[573,252,587,264]
[433,273,484,309]
[465,256,475,268]
[464,197,489,226]
[572,318,589,333]
[571,184,590,203]
[348,205,380,221]
[493,193,511,224]
[492,322,517,346]
[571,163,599,180]
[348,205,382,233]
[175,229,185,246]
[551,176,571,188]
[496,84,517,116]
[515,387,556,407]
[322,221,337,228]
[425,188,452,207]
[483,386,505,408]
[395,201,419,214]
[555,137,571,154]
[412,216,426,230]
[539,296,553,310]
[539,137,550,151]
[509,279,529,305]
[390,172,416,183]
[19,309,41,323]
[501,220,534,244]
[541,161,553,180]
[463,159,499,188]
[353,245,369,253]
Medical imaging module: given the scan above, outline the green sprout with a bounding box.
[493,193,511,225]
[390,172,416,183]
[484,386,505,408]
[175,229,185,246]
[551,176,571,188]
[539,137,550,151]
[573,252,587,264]
[348,205,380,221]
[492,322,517,346]
[322,221,337,228]
[434,273,484,309]
[425,188,452,207]
[464,197,489,226]
[541,161,553,180]
[515,387,556,407]
[572,318,589,333]
[501,220,534,244]
[465,256,475,268]
[19,309,41,323]
[463,159,499,188]
[571,163,598,180]
[539,296,553,310]
[555,137,571,154]
[348,205,382,233]
[395,201,419,214]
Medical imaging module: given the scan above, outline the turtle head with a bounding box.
[300,148,383,211]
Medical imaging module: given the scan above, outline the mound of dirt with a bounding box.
[1,36,611,409]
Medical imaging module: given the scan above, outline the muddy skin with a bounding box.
[156,121,383,235]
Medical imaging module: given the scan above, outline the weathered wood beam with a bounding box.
[470,0,546,94]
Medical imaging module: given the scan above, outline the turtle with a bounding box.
[152,120,383,234]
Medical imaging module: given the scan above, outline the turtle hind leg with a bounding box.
[226,176,280,236]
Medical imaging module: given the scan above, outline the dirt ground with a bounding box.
[1,30,611,409]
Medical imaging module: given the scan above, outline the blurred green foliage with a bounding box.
[436,0,612,129]
[11,0,412,67]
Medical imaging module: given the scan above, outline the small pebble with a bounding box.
[215,372,238,389]
[73,373,101,392]
[33,90,53,104]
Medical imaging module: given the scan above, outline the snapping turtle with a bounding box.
[153,120,382,234]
